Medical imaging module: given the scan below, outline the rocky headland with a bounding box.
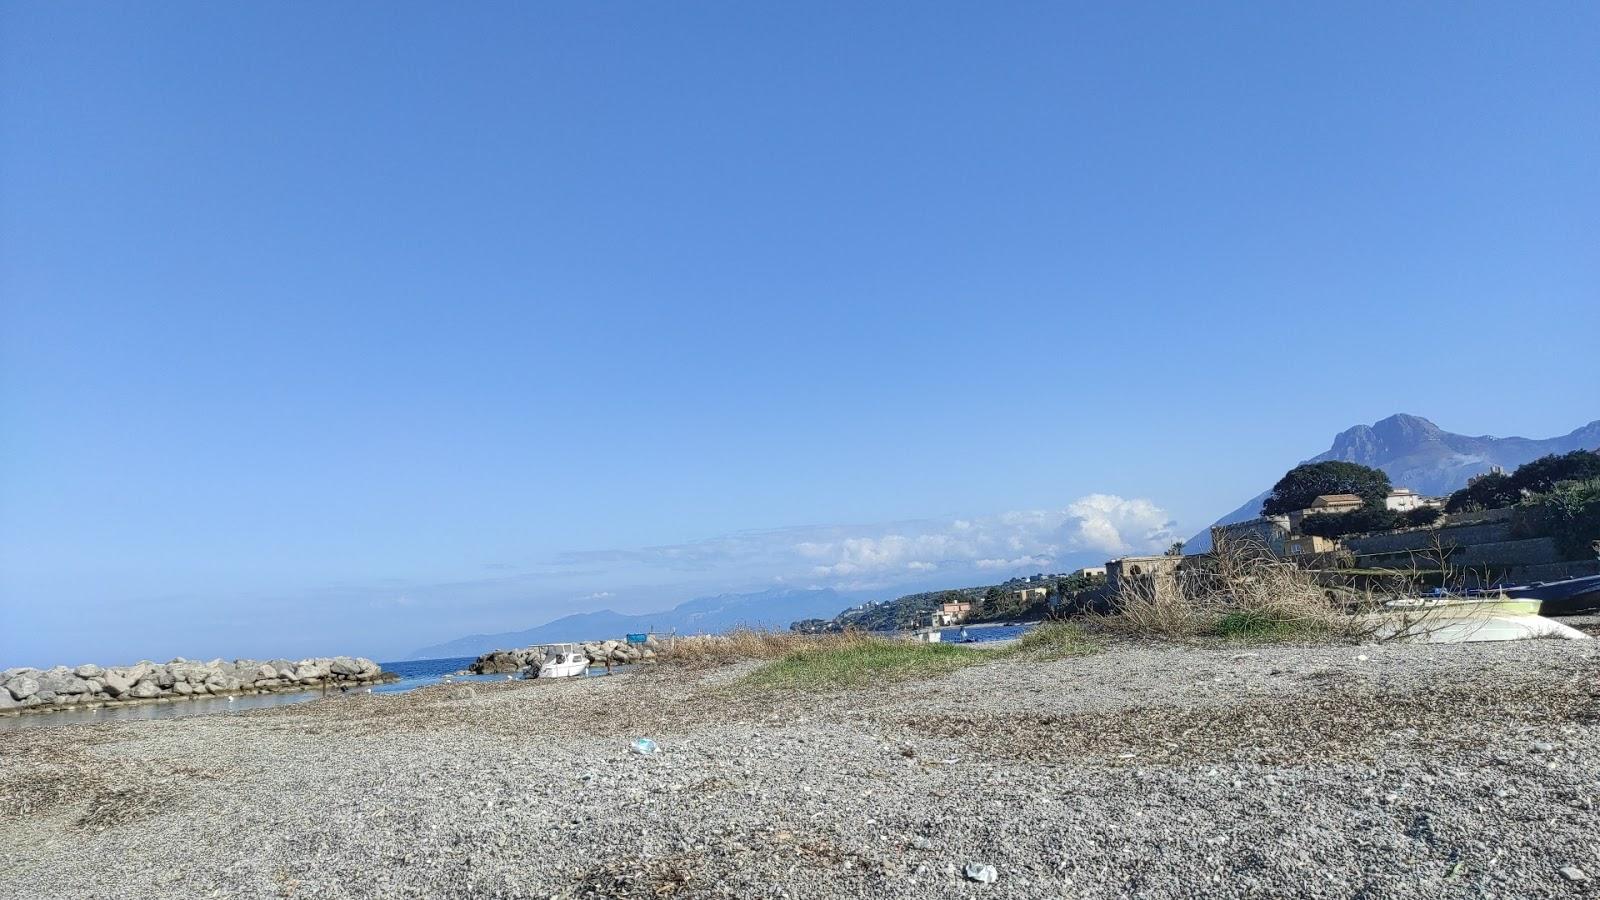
[0,656,394,716]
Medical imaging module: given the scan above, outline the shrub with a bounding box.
[1404,506,1442,527]
[1521,478,1600,560]
[1299,506,1404,538]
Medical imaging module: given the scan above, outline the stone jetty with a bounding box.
[468,636,658,674]
[0,656,394,716]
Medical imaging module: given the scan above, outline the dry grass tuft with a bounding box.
[1095,539,1355,642]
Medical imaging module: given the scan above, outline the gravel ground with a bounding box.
[3,637,1599,899]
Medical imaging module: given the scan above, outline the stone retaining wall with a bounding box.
[0,655,393,716]
[469,636,659,674]
[1346,522,1515,556]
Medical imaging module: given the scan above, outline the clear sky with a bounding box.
[3,2,1596,666]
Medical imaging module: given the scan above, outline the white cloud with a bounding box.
[1061,494,1178,556]
[487,493,1178,611]
[783,494,1176,581]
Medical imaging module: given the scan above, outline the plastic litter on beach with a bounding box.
[630,737,660,755]
[964,863,998,883]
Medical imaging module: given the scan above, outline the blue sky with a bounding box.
[3,3,1596,666]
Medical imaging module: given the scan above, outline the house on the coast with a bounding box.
[1287,494,1364,532]
[1384,487,1444,512]
[935,599,972,625]
[1285,533,1340,557]
[1009,586,1048,604]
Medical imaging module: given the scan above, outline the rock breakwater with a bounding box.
[0,656,394,716]
[468,636,658,674]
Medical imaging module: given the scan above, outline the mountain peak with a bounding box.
[1187,414,1598,552]
[1328,414,1444,464]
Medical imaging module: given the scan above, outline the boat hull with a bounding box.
[1493,575,1600,616]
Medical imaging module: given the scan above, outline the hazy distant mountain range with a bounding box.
[407,587,852,659]
[1186,413,1600,552]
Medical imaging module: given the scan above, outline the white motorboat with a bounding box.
[537,644,591,679]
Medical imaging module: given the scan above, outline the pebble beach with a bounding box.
[3,637,1598,899]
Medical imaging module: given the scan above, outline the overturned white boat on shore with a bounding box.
[1368,595,1591,643]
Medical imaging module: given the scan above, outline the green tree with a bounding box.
[1445,471,1520,513]
[1522,478,1600,559]
[1262,461,1392,516]
[1509,450,1600,494]
[1165,541,1186,557]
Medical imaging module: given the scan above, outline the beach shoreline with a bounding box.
[4,637,1598,898]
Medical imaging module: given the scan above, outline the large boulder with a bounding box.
[128,680,161,699]
[74,664,104,679]
[329,657,362,677]
[0,692,18,711]
[5,675,40,701]
[101,670,135,697]
[471,651,524,675]
[291,664,321,683]
[356,659,380,678]
[38,672,91,695]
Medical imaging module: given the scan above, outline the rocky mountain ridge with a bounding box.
[1187,414,1600,551]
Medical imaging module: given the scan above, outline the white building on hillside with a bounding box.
[1384,487,1444,512]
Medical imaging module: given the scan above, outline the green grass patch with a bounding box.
[1006,621,1103,659]
[1213,610,1332,643]
[743,640,984,691]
